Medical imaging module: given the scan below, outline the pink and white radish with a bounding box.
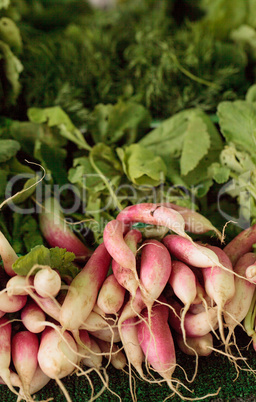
[223,223,256,266]
[11,331,39,401]
[201,245,235,344]
[21,299,46,333]
[111,228,142,298]
[0,291,27,313]
[0,317,21,397]
[97,274,126,315]
[60,242,111,330]
[38,327,78,402]
[39,197,91,259]
[116,203,189,239]
[0,231,18,277]
[6,275,34,296]
[33,266,61,298]
[97,339,127,370]
[139,239,172,318]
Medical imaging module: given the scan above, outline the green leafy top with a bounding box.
[12,244,79,278]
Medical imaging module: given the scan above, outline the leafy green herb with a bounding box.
[12,244,79,278]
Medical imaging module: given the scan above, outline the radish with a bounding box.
[175,332,213,356]
[137,303,178,394]
[223,223,256,266]
[201,245,235,344]
[139,239,172,319]
[112,228,142,298]
[89,325,121,343]
[30,292,61,322]
[103,220,138,278]
[0,317,20,397]
[21,299,46,333]
[245,263,256,282]
[80,311,112,332]
[116,203,189,239]
[33,266,61,298]
[11,331,39,401]
[17,366,51,401]
[0,231,18,277]
[60,242,111,330]
[39,196,91,258]
[168,260,198,361]
[0,291,27,313]
[38,327,78,402]
[6,275,34,296]
[81,336,102,369]
[97,274,126,315]
[169,299,218,337]
[162,203,222,239]
[97,339,127,370]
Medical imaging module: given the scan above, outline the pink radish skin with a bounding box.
[103,220,137,272]
[162,203,221,239]
[6,275,34,296]
[176,332,213,356]
[116,203,188,239]
[97,274,126,315]
[33,267,61,298]
[97,339,127,370]
[21,300,46,333]
[60,243,111,330]
[112,229,142,297]
[120,317,144,378]
[223,223,256,266]
[137,303,176,388]
[201,245,235,344]
[0,292,27,313]
[30,292,61,322]
[224,253,256,342]
[163,235,220,268]
[38,327,78,380]
[39,197,91,258]
[0,231,18,277]
[169,299,218,337]
[11,331,39,400]
[0,317,21,397]
[139,239,172,315]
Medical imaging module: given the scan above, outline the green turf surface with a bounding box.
[1,327,256,401]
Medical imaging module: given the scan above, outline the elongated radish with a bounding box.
[137,303,177,392]
[97,274,126,315]
[169,299,218,337]
[112,228,142,298]
[21,299,46,333]
[60,243,111,330]
[6,275,34,296]
[17,366,51,401]
[30,292,61,322]
[0,232,18,277]
[33,266,61,298]
[97,339,127,370]
[0,317,20,397]
[116,203,189,239]
[38,327,78,401]
[139,239,172,317]
[201,245,235,344]
[80,311,112,332]
[162,203,222,239]
[224,253,256,345]
[39,197,91,258]
[89,325,121,343]
[103,220,137,273]
[0,291,27,313]
[11,331,39,400]
[163,234,220,268]
[168,260,198,360]
[176,332,213,356]
[120,317,144,379]
[223,223,256,266]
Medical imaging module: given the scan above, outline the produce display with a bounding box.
[2,0,256,401]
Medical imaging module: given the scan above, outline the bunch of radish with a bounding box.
[1,201,256,401]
